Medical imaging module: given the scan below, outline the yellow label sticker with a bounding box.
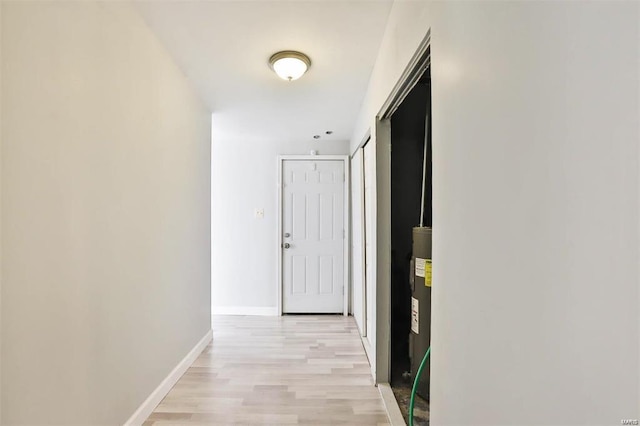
[425,260,432,287]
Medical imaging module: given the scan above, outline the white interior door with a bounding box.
[282,160,345,313]
[363,142,376,341]
[350,150,366,335]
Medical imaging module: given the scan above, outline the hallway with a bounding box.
[143,316,390,425]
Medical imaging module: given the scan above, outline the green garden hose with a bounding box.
[409,346,431,426]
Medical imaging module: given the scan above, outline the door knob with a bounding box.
[283,243,291,249]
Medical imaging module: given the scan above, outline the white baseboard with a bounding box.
[212,306,278,316]
[378,383,406,426]
[123,329,213,426]
[360,334,376,380]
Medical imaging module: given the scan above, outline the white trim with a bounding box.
[343,159,351,317]
[277,157,283,315]
[361,333,374,367]
[277,155,351,316]
[278,155,347,161]
[351,129,371,158]
[123,329,212,426]
[213,306,278,316]
[378,29,431,120]
[350,147,367,335]
[378,383,407,426]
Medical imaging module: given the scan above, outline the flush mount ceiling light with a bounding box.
[269,51,311,81]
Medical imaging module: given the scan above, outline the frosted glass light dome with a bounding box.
[269,51,311,81]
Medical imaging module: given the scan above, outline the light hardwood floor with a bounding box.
[143,315,391,426]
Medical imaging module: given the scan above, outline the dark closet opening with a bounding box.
[389,65,431,425]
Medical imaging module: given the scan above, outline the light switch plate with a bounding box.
[254,208,264,219]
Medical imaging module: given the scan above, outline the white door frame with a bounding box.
[277,155,350,316]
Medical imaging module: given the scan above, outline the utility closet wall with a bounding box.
[352,1,639,425]
[1,2,211,424]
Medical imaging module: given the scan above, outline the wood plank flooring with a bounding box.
[144,315,390,426]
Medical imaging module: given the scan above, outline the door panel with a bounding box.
[363,142,376,341]
[283,160,344,313]
[292,256,307,294]
[351,149,366,335]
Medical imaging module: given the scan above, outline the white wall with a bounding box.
[353,0,639,424]
[430,2,639,424]
[212,136,349,314]
[1,2,211,424]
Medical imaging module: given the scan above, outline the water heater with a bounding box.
[409,226,432,399]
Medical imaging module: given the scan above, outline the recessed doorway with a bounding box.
[389,65,432,425]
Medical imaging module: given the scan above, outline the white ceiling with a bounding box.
[134,0,393,144]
